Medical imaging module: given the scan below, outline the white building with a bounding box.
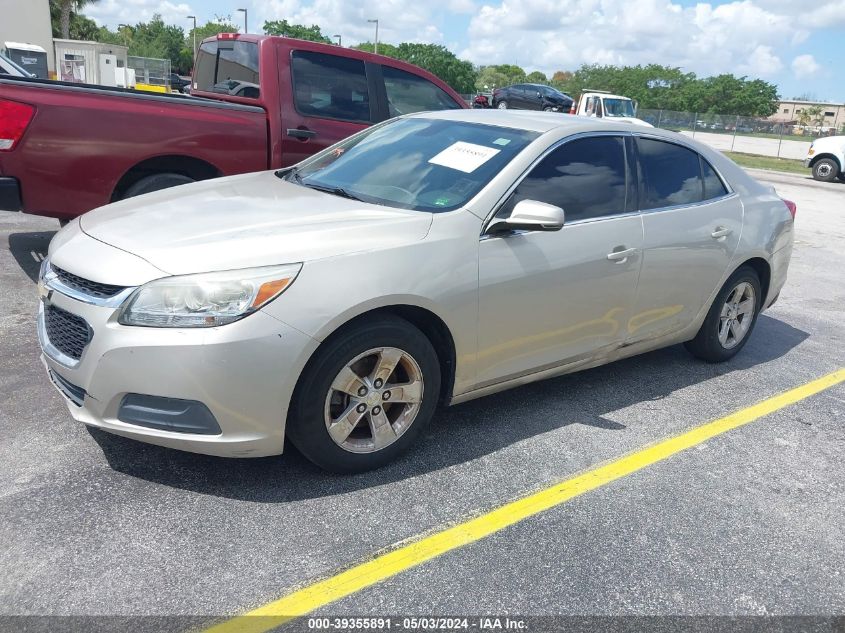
[0,0,55,75]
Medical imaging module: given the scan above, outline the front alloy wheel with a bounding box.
[324,347,424,454]
[287,316,440,473]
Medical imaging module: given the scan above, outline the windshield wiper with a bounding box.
[303,182,364,202]
[275,166,304,183]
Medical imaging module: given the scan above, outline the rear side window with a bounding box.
[637,138,703,209]
[291,51,371,123]
[701,157,729,199]
[383,65,463,116]
[194,40,260,98]
[502,136,628,222]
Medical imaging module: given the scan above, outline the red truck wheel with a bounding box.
[123,173,195,199]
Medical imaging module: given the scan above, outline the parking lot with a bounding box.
[1,169,843,632]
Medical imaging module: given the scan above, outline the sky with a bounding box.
[84,0,845,103]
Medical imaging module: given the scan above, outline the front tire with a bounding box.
[684,266,762,363]
[497,100,508,109]
[287,316,440,473]
[811,158,839,182]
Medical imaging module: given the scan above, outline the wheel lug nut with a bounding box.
[357,386,367,396]
[382,390,391,401]
[374,379,383,389]
[356,403,366,413]
[372,406,381,415]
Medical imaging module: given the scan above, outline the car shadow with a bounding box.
[89,313,809,502]
[8,230,55,282]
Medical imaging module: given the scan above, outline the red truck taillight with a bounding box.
[0,99,35,151]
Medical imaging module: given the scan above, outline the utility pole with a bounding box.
[186,16,197,68]
[368,19,379,55]
[237,8,248,34]
[117,24,129,47]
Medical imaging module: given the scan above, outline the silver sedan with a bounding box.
[38,110,795,472]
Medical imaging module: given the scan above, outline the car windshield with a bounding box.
[603,98,636,118]
[284,118,539,212]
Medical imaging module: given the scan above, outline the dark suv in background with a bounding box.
[492,83,573,112]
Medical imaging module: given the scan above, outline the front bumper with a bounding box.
[38,287,318,458]
[0,177,22,211]
[803,158,811,168]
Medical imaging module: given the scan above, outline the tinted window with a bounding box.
[383,65,462,116]
[291,51,371,123]
[637,138,703,209]
[194,40,260,98]
[701,158,728,199]
[502,136,628,222]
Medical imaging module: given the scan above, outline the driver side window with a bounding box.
[497,135,630,223]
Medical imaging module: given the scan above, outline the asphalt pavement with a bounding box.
[0,169,843,632]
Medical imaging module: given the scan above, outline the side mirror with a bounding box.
[487,199,565,234]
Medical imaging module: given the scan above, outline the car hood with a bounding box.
[80,171,434,276]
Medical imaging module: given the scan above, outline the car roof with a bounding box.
[409,109,652,134]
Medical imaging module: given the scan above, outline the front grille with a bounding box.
[44,304,92,360]
[52,265,126,299]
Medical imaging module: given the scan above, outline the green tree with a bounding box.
[50,0,100,39]
[804,105,824,127]
[526,71,547,84]
[126,15,185,63]
[353,42,476,93]
[475,66,508,91]
[489,64,525,85]
[263,19,331,43]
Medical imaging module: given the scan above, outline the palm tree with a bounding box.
[57,0,98,39]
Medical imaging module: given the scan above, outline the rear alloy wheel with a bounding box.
[684,266,761,362]
[811,158,839,183]
[497,100,508,109]
[543,106,553,112]
[287,316,440,473]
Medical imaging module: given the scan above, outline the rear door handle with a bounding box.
[711,226,732,239]
[606,247,637,263]
[287,128,317,140]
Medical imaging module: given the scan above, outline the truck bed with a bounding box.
[0,76,270,220]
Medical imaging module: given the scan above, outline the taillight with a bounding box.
[0,99,35,151]
[782,198,797,219]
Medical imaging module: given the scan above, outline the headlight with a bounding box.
[118,264,301,328]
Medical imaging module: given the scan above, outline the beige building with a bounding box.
[770,99,845,130]
[0,0,55,74]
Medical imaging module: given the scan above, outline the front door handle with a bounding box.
[287,128,317,140]
[606,247,637,263]
[711,226,732,239]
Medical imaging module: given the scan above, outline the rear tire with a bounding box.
[286,316,440,473]
[684,266,762,363]
[497,100,508,109]
[811,158,839,182]
[122,173,195,199]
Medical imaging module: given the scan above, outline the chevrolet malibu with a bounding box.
[38,110,795,472]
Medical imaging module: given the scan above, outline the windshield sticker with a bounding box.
[492,138,511,146]
[428,142,500,173]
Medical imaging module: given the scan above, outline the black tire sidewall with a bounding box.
[812,159,839,182]
[686,266,762,362]
[123,173,195,199]
[287,317,441,473]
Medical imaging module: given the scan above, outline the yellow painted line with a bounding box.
[203,368,845,633]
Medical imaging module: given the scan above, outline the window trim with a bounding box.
[481,131,637,235]
[288,49,375,124]
[631,133,735,214]
[481,130,737,237]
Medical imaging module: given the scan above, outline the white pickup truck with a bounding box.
[572,90,653,127]
[804,136,845,182]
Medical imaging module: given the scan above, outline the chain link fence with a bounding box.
[638,109,845,160]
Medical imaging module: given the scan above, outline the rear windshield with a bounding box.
[194,40,260,98]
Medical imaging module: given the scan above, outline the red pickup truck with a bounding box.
[0,34,467,222]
